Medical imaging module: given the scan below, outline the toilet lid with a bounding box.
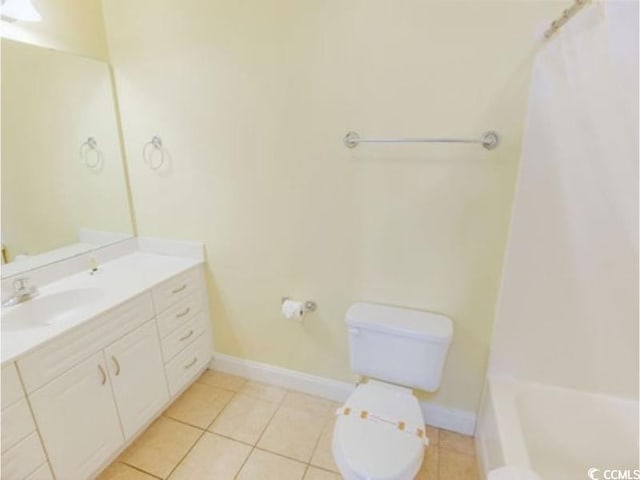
[333,381,425,480]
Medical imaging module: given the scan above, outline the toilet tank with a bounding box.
[346,303,453,392]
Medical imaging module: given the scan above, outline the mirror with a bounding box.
[1,39,134,277]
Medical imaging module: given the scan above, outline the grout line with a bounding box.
[233,444,255,480]
[162,413,206,431]
[253,394,283,447]
[307,421,326,468]
[307,465,340,475]
[164,428,207,479]
[203,393,236,431]
[118,462,165,480]
[253,446,311,466]
[161,390,239,479]
[205,431,256,448]
[195,379,246,396]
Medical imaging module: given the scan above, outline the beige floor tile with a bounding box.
[209,393,278,444]
[414,446,438,480]
[237,449,306,480]
[282,391,337,417]
[119,416,201,479]
[168,432,251,480]
[425,425,439,446]
[440,430,476,456]
[304,466,342,480]
[258,404,326,462]
[239,380,287,403]
[439,448,479,480]
[97,463,157,480]
[164,382,234,429]
[310,419,338,472]
[197,369,247,391]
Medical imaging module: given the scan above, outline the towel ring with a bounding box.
[143,136,166,170]
[80,137,103,169]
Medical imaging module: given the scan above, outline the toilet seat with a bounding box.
[333,380,426,480]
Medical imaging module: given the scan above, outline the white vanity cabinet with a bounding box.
[1,363,52,480]
[104,320,168,439]
[28,318,169,479]
[28,351,124,480]
[5,263,213,480]
[153,268,212,396]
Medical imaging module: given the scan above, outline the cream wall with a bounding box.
[0,0,109,60]
[102,0,559,413]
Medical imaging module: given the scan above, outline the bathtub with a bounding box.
[476,377,639,480]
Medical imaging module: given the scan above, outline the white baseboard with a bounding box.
[421,401,476,436]
[210,352,353,402]
[210,352,476,435]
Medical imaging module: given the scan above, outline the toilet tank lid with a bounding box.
[346,303,453,342]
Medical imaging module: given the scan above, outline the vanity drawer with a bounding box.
[1,431,47,480]
[1,398,36,453]
[18,293,154,393]
[152,268,201,312]
[156,290,202,338]
[2,363,25,408]
[161,312,207,363]
[24,462,53,480]
[165,333,212,397]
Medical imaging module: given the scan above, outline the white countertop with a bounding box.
[1,252,202,364]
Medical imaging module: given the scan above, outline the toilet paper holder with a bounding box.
[281,297,317,313]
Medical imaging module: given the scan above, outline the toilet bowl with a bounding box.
[333,381,426,480]
[332,303,453,480]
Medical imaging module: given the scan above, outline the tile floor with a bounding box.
[98,370,479,480]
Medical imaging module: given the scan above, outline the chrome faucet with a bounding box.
[2,277,39,307]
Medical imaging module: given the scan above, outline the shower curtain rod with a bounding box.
[544,0,589,39]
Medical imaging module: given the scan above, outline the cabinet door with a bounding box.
[105,320,169,439]
[29,351,124,480]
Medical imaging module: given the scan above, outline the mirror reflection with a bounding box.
[1,39,134,276]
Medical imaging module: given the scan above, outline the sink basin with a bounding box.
[1,288,105,332]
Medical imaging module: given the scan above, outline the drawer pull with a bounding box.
[111,356,121,376]
[176,307,191,318]
[172,284,187,294]
[184,356,198,370]
[98,365,107,385]
[180,329,194,342]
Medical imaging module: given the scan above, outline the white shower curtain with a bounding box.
[492,0,639,398]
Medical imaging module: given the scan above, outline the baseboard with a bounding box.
[421,401,476,436]
[210,352,353,402]
[210,352,476,435]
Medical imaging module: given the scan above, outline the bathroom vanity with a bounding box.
[0,242,213,480]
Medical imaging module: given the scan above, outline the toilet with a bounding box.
[332,302,453,480]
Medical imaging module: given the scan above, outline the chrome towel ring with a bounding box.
[143,136,166,170]
[80,137,104,169]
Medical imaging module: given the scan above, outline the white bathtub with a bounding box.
[476,377,639,480]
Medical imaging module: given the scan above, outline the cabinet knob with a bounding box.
[172,284,187,294]
[176,307,191,318]
[98,365,107,385]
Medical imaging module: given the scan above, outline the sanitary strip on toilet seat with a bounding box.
[335,406,429,446]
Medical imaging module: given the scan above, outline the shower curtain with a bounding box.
[491,0,639,398]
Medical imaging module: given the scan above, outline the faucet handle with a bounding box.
[13,277,31,292]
